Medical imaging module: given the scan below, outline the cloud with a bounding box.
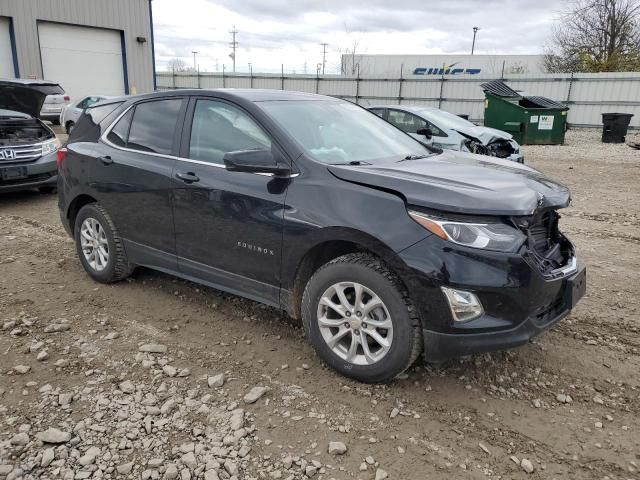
[152,0,560,73]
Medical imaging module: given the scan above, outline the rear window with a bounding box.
[34,85,65,95]
[87,102,124,125]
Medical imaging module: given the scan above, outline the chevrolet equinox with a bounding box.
[57,90,586,383]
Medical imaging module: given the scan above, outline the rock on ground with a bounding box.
[36,428,71,444]
[243,386,269,404]
[328,441,347,455]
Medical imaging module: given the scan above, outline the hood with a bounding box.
[454,125,514,144]
[0,80,50,118]
[327,150,570,216]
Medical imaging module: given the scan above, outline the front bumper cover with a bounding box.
[398,234,586,362]
[0,152,57,192]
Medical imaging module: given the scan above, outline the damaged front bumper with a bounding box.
[398,215,585,362]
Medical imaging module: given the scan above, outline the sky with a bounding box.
[152,0,561,74]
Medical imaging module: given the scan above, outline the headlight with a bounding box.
[408,210,526,252]
[41,138,61,156]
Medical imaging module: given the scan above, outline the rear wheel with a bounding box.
[74,203,132,283]
[302,253,422,383]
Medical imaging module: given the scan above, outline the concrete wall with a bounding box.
[0,0,155,94]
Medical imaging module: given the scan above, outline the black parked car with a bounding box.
[57,89,586,383]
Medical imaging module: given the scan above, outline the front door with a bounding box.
[171,97,290,306]
[91,97,186,269]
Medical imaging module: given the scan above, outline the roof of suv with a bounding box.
[128,88,335,103]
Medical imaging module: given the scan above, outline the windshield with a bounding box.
[260,100,431,164]
[420,108,476,130]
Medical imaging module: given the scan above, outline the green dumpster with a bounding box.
[481,80,569,145]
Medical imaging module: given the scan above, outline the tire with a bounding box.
[74,203,132,283]
[51,118,60,126]
[37,186,56,194]
[65,121,75,134]
[302,253,422,383]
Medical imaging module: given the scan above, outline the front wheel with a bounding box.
[302,253,422,383]
[74,203,132,283]
[65,121,75,134]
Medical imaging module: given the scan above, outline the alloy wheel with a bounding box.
[317,281,393,365]
[80,217,109,272]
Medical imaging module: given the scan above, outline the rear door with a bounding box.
[91,97,187,269]
[171,97,289,306]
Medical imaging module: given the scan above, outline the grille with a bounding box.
[0,172,52,186]
[522,210,569,275]
[528,211,556,255]
[532,294,565,326]
[0,144,43,164]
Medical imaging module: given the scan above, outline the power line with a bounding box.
[320,42,328,75]
[229,26,238,73]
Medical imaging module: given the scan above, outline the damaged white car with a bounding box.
[369,105,524,163]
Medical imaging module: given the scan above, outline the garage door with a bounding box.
[38,22,126,101]
[0,17,15,78]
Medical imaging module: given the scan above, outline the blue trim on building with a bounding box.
[120,30,129,94]
[148,0,157,91]
[5,16,20,77]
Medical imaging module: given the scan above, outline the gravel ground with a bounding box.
[0,128,639,480]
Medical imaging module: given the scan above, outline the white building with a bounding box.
[0,0,156,100]
[341,54,545,77]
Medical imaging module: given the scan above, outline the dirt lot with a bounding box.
[1,129,639,480]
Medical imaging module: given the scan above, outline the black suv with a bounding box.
[57,90,586,383]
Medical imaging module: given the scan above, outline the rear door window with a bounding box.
[127,99,183,155]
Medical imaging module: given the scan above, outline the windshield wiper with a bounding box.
[329,160,371,166]
[398,154,431,162]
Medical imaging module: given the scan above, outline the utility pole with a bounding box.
[229,26,238,72]
[471,27,479,55]
[320,42,328,75]
[192,51,198,71]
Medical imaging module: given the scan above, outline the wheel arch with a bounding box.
[284,227,414,321]
[66,193,98,232]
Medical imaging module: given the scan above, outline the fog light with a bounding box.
[441,287,484,323]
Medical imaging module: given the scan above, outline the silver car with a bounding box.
[369,105,524,163]
[60,95,114,133]
[37,83,69,125]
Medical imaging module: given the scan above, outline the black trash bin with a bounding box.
[602,113,634,143]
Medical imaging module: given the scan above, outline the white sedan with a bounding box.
[369,105,524,163]
[60,95,114,133]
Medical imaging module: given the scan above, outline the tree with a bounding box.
[544,0,640,72]
[338,24,367,75]
[166,58,188,73]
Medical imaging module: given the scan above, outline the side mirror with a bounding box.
[416,127,433,139]
[224,149,291,176]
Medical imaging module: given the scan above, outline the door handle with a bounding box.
[176,171,200,183]
[99,155,113,165]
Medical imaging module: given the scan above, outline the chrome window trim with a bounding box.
[100,103,298,177]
